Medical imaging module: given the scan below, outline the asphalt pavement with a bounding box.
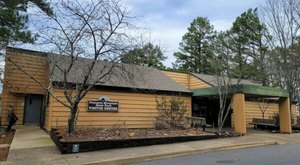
[133,143,300,165]
[2,126,300,165]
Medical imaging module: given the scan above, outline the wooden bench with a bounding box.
[185,117,211,131]
[249,118,278,129]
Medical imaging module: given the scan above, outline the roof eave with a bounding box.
[192,84,289,98]
[52,81,193,95]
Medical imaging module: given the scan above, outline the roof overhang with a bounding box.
[192,84,289,98]
[51,81,193,96]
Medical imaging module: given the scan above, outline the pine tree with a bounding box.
[0,0,52,48]
[229,8,270,84]
[173,17,216,74]
[122,43,166,69]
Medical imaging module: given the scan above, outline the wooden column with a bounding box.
[232,93,246,134]
[279,97,292,134]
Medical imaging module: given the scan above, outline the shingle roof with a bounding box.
[48,54,191,93]
[191,73,260,87]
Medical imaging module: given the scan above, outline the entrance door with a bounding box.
[24,95,43,125]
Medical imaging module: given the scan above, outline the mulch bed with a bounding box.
[58,128,214,142]
[0,128,15,161]
[52,128,224,153]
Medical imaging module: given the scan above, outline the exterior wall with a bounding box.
[1,48,48,125]
[44,104,50,130]
[44,94,52,131]
[231,100,297,128]
[47,88,192,131]
[189,75,211,89]
[3,49,49,94]
[1,91,25,125]
[162,71,211,89]
[162,71,189,88]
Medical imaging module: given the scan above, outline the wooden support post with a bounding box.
[279,97,292,134]
[233,93,246,134]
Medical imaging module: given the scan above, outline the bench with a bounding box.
[249,118,278,130]
[185,117,211,131]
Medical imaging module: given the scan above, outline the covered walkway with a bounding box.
[192,84,292,134]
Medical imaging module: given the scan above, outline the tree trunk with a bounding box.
[218,110,225,133]
[218,96,223,133]
[68,106,78,134]
[218,119,223,133]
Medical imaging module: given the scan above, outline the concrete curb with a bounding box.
[82,141,276,165]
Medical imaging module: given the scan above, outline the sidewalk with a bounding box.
[10,125,55,150]
[1,127,300,165]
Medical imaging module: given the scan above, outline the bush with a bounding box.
[271,112,295,125]
[271,112,279,125]
[154,97,186,130]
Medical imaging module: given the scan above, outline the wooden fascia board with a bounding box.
[192,84,289,97]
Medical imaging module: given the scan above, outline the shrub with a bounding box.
[271,112,279,125]
[154,97,186,129]
[271,112,295,125]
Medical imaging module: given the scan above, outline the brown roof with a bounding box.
[191,73,260,87]
[48,54,191,93]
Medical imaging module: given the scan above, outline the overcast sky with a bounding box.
[123,0,263,67]
[22,0,265,67]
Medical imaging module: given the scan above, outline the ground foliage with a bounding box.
[155,97,187,129]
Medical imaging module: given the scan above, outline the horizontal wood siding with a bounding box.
[189,75,211,89]
[231,101,297,128]
[3,50,49,95]
[291,104,297,125]
[162,71,211,89]
[1,90,24,125]
[1,49,49,126]
[44,105,51,131]
[162,71,189,89]
[48,89,191,130]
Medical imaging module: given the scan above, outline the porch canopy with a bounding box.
[192,84,292,134]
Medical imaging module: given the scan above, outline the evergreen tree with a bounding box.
[0,0,52,48]
[212,31,233,76]
[173,17,216,74]
[229,8,270,84]
[122,43,166,69]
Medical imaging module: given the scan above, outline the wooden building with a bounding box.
[1,47,296,134]
[1,47,192,131]
[164,71,296,133]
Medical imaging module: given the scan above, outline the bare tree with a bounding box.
[211,32,243,133]
[7,0,139,134]
[214,74,239,133]
[255,98,273,119]
[261,0,300,103]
